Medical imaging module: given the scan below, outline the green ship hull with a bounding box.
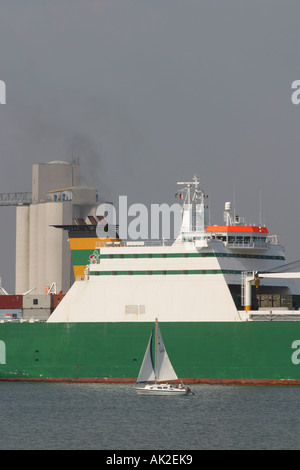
[1,321,300,385]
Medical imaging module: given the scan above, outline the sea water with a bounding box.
[0,382,299,450]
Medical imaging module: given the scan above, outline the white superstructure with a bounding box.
[48,176,299,323]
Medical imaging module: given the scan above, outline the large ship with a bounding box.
[1,176,300,385]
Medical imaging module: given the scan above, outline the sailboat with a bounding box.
[136,319,192,395]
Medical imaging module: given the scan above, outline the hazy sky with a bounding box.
[1,0,300,292]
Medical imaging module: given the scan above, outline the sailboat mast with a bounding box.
[154,318,158,383]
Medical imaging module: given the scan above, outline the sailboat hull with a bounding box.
[136,384,190,396]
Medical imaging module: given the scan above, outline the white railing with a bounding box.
[96,239,176,248]
[93,233,279,250]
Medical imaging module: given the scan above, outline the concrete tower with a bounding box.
[15,161,98,295]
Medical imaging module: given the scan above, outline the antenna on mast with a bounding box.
[177,174,201,205]
[176,174,209,236]
[233,185,236,224]
[259,190,262,226]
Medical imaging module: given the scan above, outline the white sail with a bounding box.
[136,330,155,383]
[155,323,178,382]
[135,320,191,395]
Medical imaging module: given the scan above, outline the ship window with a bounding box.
[33,299,38,305]
[139,305,146,314]
[148,254,152,258]
[125,305,138,314]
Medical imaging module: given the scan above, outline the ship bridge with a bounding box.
[204,199,279,250]
[205,225,272,250]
